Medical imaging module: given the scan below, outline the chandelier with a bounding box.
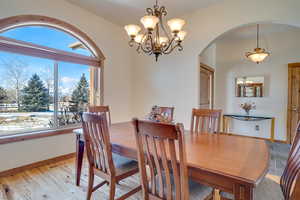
[245,24,270,64]
[124,1,187,61]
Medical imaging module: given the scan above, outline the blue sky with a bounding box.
[0,26,91,95]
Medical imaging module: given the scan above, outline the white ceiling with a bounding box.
[67,0,222,26]
[216,23,299,41]
[204,23,300,65]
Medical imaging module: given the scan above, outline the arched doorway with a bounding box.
[199,22,300,177]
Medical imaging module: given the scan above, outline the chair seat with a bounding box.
[112,153,136,167]
[221,175,284,200]
[189,180,213,200]
[148,173,212,199]
[114,158,138,176]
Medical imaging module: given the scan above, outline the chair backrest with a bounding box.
[133,118,189,200]
[82,112,116,176]
[190,108,222,134]
[158,106,175,122]
[88,105,111,125]
[280,122,300,200]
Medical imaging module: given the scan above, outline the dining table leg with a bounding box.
[234,183,253,200]
[75,134,85,186]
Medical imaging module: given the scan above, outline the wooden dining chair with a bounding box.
[82,112,141,200]
[88,105,137,168]
[221,122,300,200]
[133,118,189,200]
[190,108,222,134]
[280,121,300,200]
[88,105,111,125]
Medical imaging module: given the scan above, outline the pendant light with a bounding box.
[245,24,270,64]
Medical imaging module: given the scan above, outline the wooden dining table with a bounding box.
[74,122,269,200]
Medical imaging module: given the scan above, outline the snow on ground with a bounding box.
[0,112,53,135]
[0,111,79,136]
[0,112,53,117]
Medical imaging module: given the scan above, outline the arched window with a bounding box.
[0,15,105,138]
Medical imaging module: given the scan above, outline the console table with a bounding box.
[222,114,275,142]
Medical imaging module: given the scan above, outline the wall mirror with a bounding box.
[235,76,264,97]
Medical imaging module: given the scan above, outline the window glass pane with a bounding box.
[0,51,54,136]
[57,61,91,128]
[0,26,92,56]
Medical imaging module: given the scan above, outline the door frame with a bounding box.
[287,63,300,144]
[200,63,215,109]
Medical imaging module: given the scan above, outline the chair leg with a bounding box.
[86,168,94,200]
[109,180,116,200]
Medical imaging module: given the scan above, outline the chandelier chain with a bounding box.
[257,24,259,48]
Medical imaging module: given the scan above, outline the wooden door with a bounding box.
[287,63,300,144]
[200,63,214,109]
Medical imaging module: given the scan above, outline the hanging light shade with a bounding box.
[176,30,187,41]
[167,18,186,33]
[124,24,141,38]
[246,48,270,64]
[140,15,159,30]
[245,24,270,64]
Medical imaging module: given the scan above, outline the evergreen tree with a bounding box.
[70,73,89,112]
[0,86,8,103]
[21,74,50,112]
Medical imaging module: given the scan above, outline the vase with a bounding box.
[245,110,250,115]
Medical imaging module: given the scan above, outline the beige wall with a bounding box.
[0,0,134,171]
[214,25,300,141]
[131,0,300,129]
[200,43,217,68]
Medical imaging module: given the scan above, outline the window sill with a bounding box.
[0,126,81,145]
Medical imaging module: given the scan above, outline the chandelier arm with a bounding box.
[146,8,154,15]
[136,44,141,53]
[149,34,156,52]
[156,23,160,46]
[140,44,152,54]
[140,43,152,53]
[159,6,167,16]
[159,15,172,41]
[128,39,135,47]
[162,37,176,53]
[163,45,177,54]
[163,42,183,55]
[140,34,153,54]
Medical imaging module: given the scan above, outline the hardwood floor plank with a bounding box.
[0,156,282,200]
[0,158,141,200]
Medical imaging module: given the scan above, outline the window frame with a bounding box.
[0,15,105,144]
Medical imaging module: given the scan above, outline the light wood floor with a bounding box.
[0,156,283,200]
[0,158,141,200]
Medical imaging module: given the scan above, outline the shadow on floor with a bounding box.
[267,141,291,176]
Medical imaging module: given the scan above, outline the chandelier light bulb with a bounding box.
[159,37,169,45]
[167,18,186,33]
[176,30,187,41]
[124,24,141,37]
[140,15,159,30]
[134,34,144,43]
